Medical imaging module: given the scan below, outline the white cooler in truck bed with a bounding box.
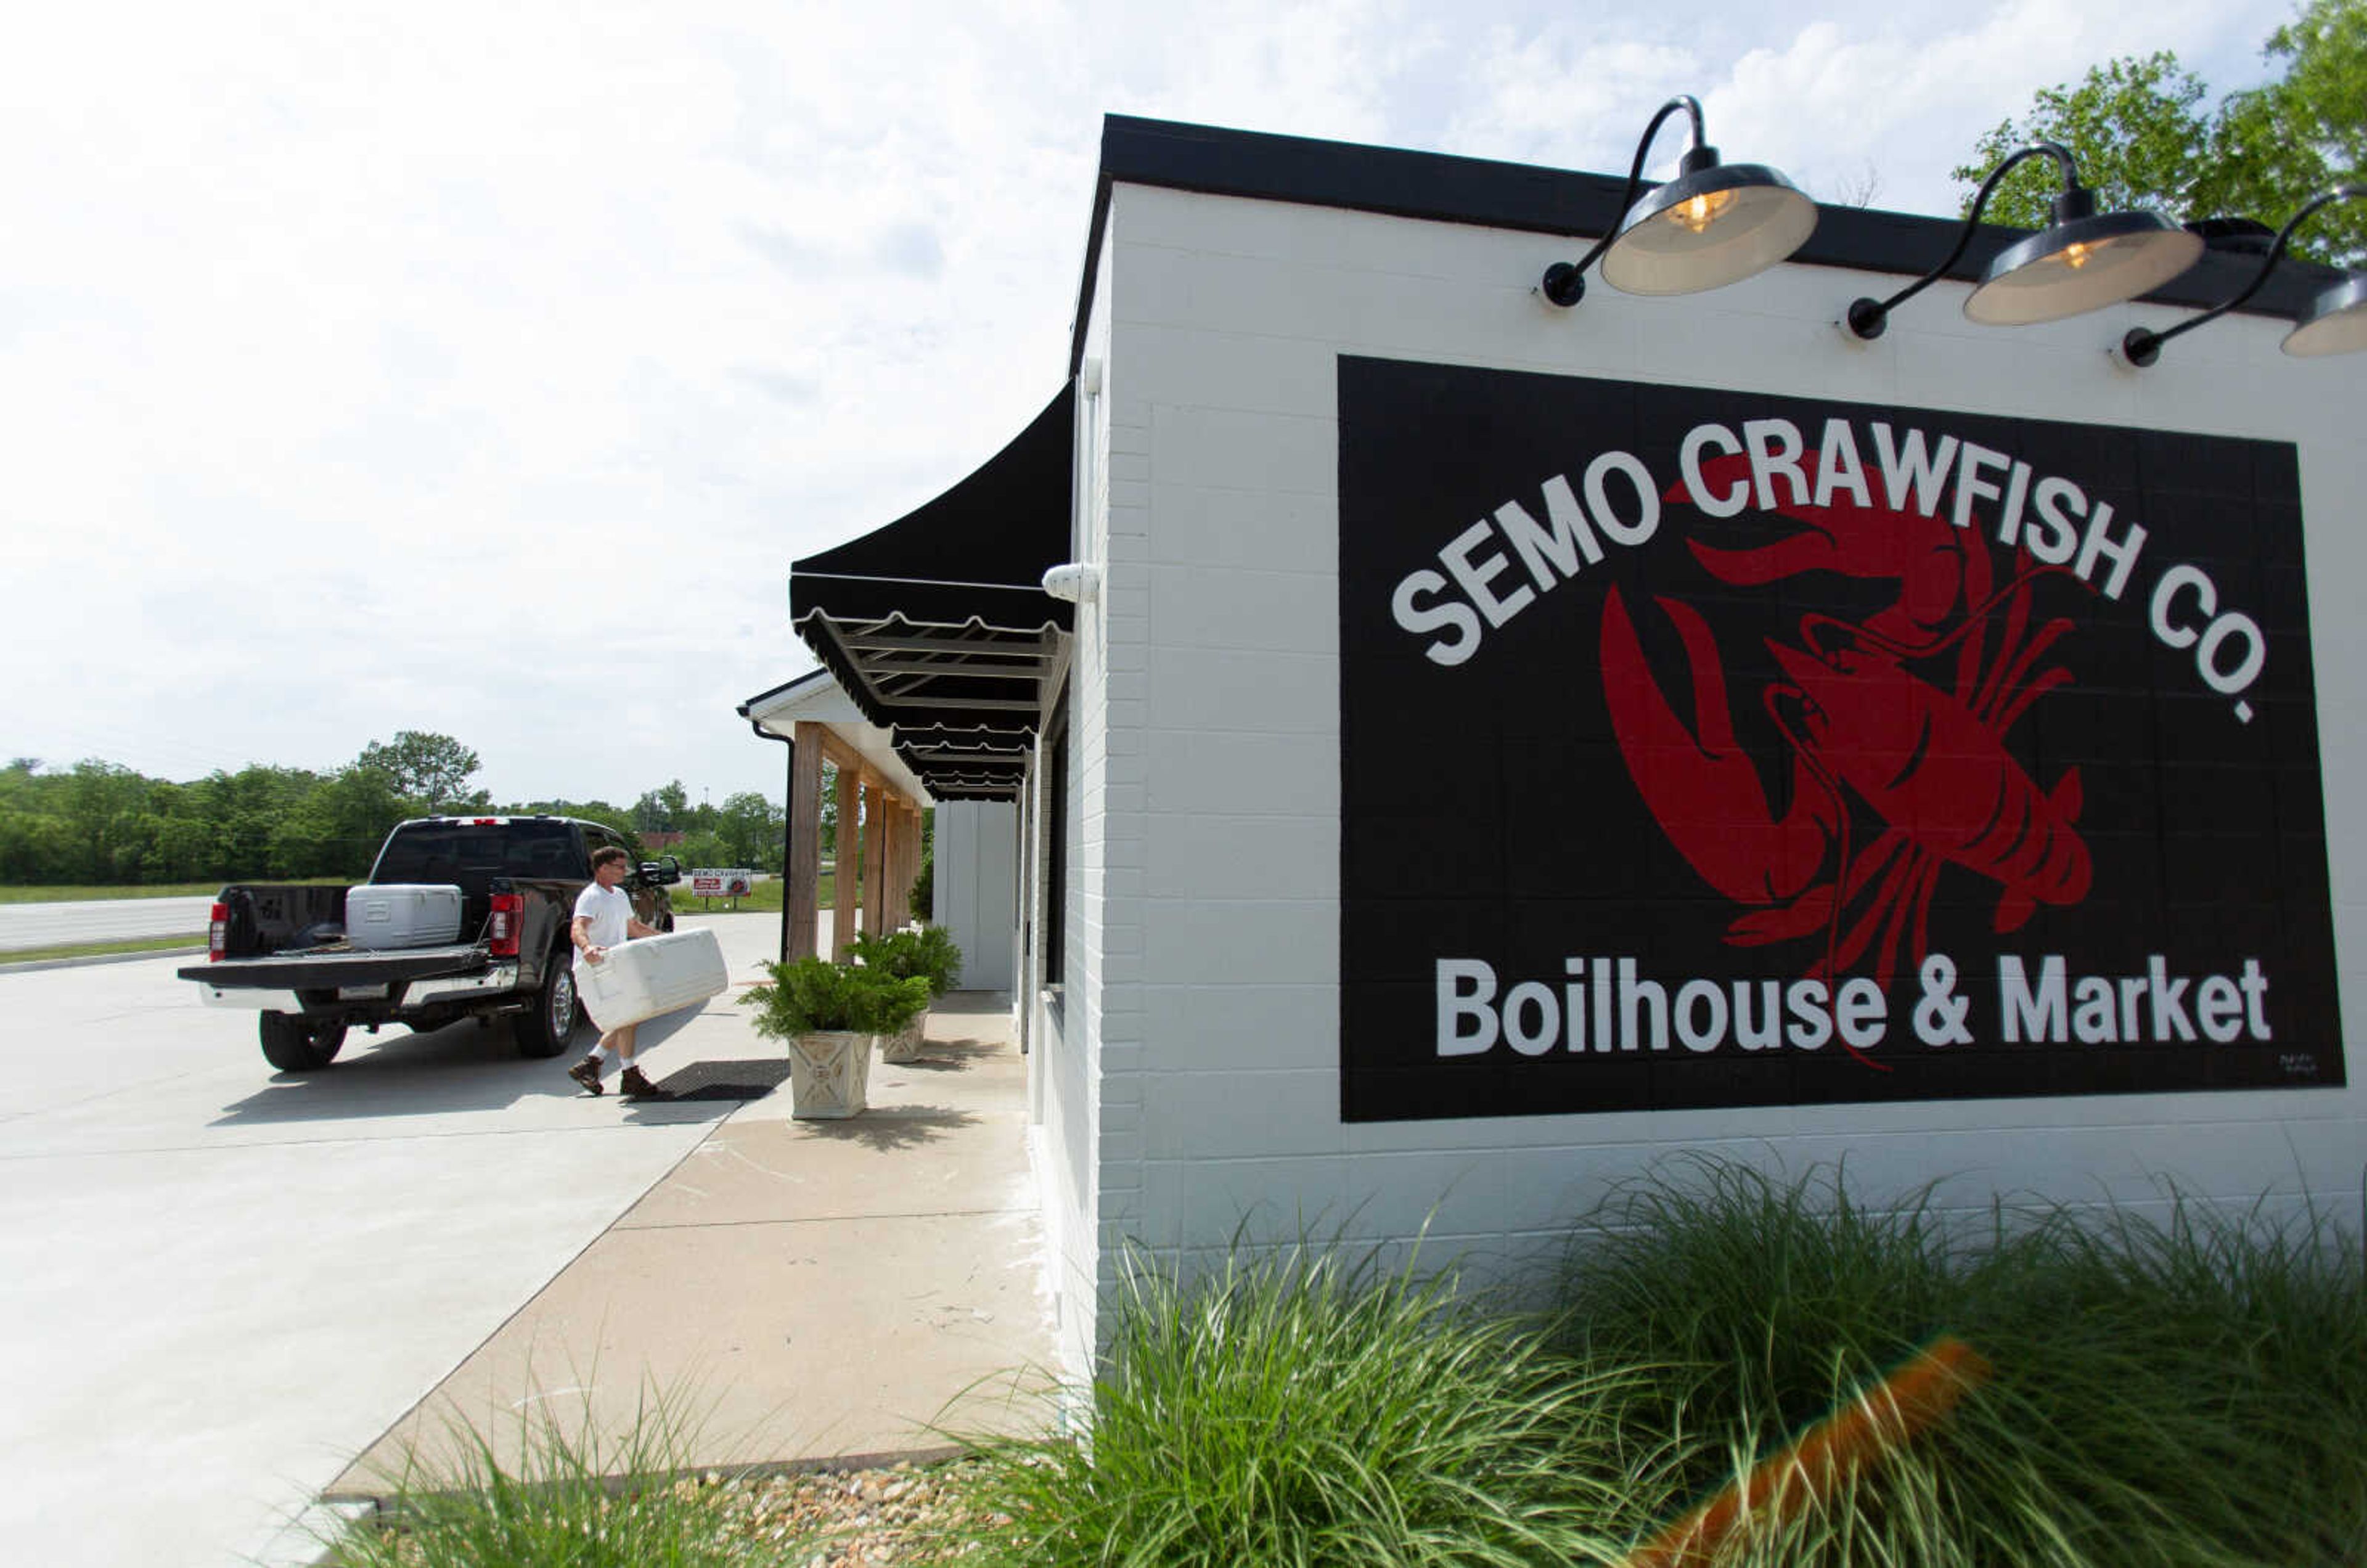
[578,928,728,1028]
[345,884,464,950]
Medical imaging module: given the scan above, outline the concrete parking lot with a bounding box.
[0,912,1048,1566]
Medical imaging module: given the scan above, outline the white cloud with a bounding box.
[1442,24,1704,175]
[0,0,2309,804]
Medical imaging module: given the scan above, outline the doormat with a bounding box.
[645,1059,795,1101]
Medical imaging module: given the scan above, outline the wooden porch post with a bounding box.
[785,722,824,963]
[897,801,920,923]
[832,760,861,962]
[861,778,888,938]
[879,796,900,934]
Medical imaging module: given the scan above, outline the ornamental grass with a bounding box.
[941,1158,2366,1567]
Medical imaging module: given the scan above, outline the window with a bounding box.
[372,820,573,886]
[1042,696,1068,990]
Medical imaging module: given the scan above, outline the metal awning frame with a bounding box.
[794,608,1060,803]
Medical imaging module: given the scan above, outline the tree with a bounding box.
[634,780,690,834]
[316,767,408,872]
[66,760,150,881]
[818,765,841,857]
[1956,3,2365,266]
[672,829,730,870]
[194,764,325,878]
[1955,53,2214,230]
[353,731,481,807]
[141,813,222,883]
[716,790,784,867]
[2226,0,2367,263]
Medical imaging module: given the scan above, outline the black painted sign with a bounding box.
[1338,356,2344,1122]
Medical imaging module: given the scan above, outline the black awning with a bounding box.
[791,386,1074,631]
[788,386,1074,801]
[889,722,1033,802]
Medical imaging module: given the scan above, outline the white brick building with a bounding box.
[783,116,2366,1378]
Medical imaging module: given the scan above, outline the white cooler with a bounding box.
[345,884,464,950]
[578,928,729,1028]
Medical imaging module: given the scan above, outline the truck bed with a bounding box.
[178,941,488,992]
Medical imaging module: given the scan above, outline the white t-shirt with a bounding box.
[572,881,633,972]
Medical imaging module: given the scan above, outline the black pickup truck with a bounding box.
[181,815,679,1072]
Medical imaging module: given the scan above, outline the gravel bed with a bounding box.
[340,1456,1013,1566]
[687,1457,1004,1563]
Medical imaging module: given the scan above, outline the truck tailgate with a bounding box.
[178,942,488,991]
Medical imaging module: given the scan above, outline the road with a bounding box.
[0,895,215,952]
[0,913,785,1566]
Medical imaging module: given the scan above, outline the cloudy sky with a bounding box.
[2,0,2300,808]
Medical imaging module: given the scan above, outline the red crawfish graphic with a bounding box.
[1600,451,2094,998]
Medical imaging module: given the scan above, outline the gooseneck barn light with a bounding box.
[2122,186,2367,365]
[1539,95,1817,306]
[1845,142,2202,338]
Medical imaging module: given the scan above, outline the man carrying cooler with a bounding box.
[566,846,666,1099]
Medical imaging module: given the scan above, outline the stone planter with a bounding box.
[787,1029,869,1119]
[877,1008,928,1064]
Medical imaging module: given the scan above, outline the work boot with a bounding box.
[567,1055,605,1096]
[619,1064,666,1100]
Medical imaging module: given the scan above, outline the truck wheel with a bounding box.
[512,960,580,1058]
[260,1012,346,1072]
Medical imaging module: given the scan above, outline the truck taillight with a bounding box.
[487,892,523,957]
[208,902,228,962]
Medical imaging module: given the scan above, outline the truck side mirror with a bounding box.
[639,857,682,886]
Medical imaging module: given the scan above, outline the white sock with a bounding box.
[589,1045,615,1064]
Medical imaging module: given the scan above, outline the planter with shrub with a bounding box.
[846,926,963,1062]
[746,956,931,1117]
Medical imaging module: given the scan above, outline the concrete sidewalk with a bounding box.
[325,934,1059,1502]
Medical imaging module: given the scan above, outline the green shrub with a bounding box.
[847,925,963,997]
[908,844,933,921]
[744,955,930,1037]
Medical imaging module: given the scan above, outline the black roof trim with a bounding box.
[1069,114,2339,375]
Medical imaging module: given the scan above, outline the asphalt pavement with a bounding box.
[0,894,213,951]
[0,910,1053,1567]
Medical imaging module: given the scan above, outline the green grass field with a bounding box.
[664,874,836,915]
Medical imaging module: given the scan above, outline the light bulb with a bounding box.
[1664,187,1736,235]
[2059,241,2094,270]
